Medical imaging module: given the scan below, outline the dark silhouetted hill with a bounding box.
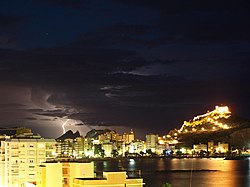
[57,130,80,140]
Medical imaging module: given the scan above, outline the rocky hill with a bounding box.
[57,130,80,141]
[85,129,112,139]
[167,106,250,148]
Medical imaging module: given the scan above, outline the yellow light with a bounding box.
[180,148,186,153]
[172,140,178,144]
[159,140,164,145]
[177,106,231,133]
[215,106,230,114]
[25,182,36,187]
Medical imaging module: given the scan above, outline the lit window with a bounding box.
[38,144,45,149]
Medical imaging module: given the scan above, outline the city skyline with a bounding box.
[0,0,250,139]
[0,107,249,186]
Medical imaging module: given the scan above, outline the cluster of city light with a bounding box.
[178,106,231,133]
[163,106,232,144]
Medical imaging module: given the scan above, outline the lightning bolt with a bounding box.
[62,119,70,134]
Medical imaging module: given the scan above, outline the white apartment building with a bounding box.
[0,138,56,187]
[129,140,145,154]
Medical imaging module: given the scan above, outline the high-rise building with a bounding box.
[83,137,94,157]
[123,129,134,144]
[146,134,158,153]
[99,131,123,143]
[0,133,56,187]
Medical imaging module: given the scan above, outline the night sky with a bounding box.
[0,0,250,139]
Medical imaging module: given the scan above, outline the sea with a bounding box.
[94,157,250,187]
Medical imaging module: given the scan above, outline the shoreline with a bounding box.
[47,155,250,162]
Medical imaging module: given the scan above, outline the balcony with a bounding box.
[11,146,19,149]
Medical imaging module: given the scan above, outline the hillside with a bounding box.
[167,106,250,148]
[57,130,80,141]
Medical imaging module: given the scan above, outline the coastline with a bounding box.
[47,155,250,163]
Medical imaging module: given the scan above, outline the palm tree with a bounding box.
[162,182,172,187]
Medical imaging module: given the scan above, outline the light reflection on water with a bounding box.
[94,158,250,187]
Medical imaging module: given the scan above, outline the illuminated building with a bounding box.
[146,134,158,153]
[178,106,232,133]
[208,141,229,154]
[116,140,126,156]
[74,137,84,158]
[123,129,134,144]
[102,141,115,157]
[73,171,144,187]
[35,162,144,187]
[129,140,145,154]
[207,141,215,153]
[36,162,94,187]
[83,137,94,157]
[156,137,169,155]
[99,130,122,143]
[217,142,229,153]
[56,134,85,158]
[193,143,207,152]
[156,144,167,155]
[0,134,56,187]
[61,138,74,157]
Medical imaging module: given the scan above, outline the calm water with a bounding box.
[94,158,250,187]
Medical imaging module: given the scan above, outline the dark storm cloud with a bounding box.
[0,103,26,108]
[41,0,85,7]
[40,118,56,121]
[75,23,158,48]
[0,31,249,133]
[115,0,250,44]
[0,14,26,28]
[23,117,37,121]
[33,107,80,118]
[115,0,250,13]
[0,0,249,137]
[0,36,18,47]
[35,111,67,118]
[26,109,45,113]
[153,13,250,44]
[0,14,27,48]
[0,47,138,86]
